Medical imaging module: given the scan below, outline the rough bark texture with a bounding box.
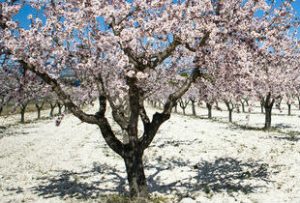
[123,147,148,197]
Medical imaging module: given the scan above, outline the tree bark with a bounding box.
[225,101,234,123]
[174,102,178,113]
[179,99,189,115]
[287,103,291,116]
[298,96,300,110]
[264,107,272,129]
[191,100,196,116]
[264,93,275,130]
[260,99,265,114]
[64,105,68,114]
[123,147,148,197]
[57,102,63,115]
[241,101,245,113]
[49,102,57,117]
[236,104,240,113]
[35,102,44,119]
[0,98,3,116]
[206,102,212,119]
[37,108,41,119]
[20,104,27,123]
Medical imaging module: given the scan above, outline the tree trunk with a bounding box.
[124,149,148,198]
[191,100,196,116]
[0,106,2,116]
[37,108,41,119]
[287,103,291,116]
[215,101,219,109]
[179,99,189,115]
[182,108,186,115]
[260,99,264,114]
[174,102,178,113]
[20,104,27,123]
[225,101,234,123]
[264,93,274,130]
[57,102,63,115]
[236,104,240,113]
[241,101,245,113]
[50,103,56,117]
[206,102,212,119]
[264,107,272,130]
[229,109,233,123]
[298,96,300,110]
[35,102,44,119]
[64,105,68,114]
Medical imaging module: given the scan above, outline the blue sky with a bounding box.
[4,0,300,37]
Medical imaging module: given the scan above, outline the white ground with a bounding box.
[0,103,300,203]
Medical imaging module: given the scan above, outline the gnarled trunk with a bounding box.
[123,148,148,197]
[287,103,291,116]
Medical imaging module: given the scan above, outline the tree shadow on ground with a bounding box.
[274,136,300,142]
[147,157,270,195]
[32,157,271,200]
[274,123,293,129]
[33,163,127,199]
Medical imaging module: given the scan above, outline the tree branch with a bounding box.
[139,67,207,149]
[20,61,99,125]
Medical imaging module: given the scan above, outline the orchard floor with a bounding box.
[0,104,300,203]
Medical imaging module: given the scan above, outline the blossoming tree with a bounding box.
[1,0,298,197]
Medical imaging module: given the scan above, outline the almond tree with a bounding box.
[1,0,297,197]
[253,37,300,129]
